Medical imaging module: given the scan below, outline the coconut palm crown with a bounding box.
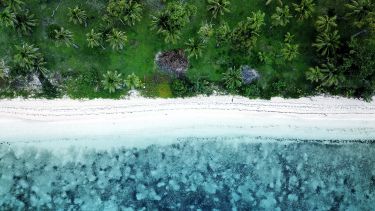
[86,29,102,48]
[13,43,41,70]
[106,29,127,51]
[313,30,340,57]
[68,6,87,25]
[54,27,74,47]
[102,70,123,93]
[207,0,231,19]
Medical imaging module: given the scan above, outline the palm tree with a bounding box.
[0,8,16,28]
[345,0,374,28]
[13,43,40,70]
[185,38,206,59]
[207,0,231,19]
[54,27,74,47]
[102,70,123,93]
[150,11,180,43]
[150,12,171,33]
[306,66,324,83]
[86,29,102,48]
[319,63,341,87]
[124,73,144,90]
[271,6,292,27]
[312,30,340,57]
[106,0,143,26]
[14,10,37,35]
[247,10,265,32]
[315,15,337,32]
[265,0,283,6]
[281,43,299,61]
[68,6,87,25]
[2,0,24,12]
[162,30,181,44]
[106,29,127,51]
[122,0,143,26]
[216,21,231,44]
[198,23,214,43]
[33,56,47,74]
[222,67,242,92]
[150,2,194,43]
[284,32,295,43]
[292,0,315,21]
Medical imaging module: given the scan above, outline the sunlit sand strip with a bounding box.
[0,95,374,153]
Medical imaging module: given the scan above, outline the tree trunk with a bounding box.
[51,0,62,18]
[352,29,368,38]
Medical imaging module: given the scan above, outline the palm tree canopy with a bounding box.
[13,43,40,70]
[216,21,231,43]
[2,0,24,12]
[106,0,143,26]
[185,38,206,59]
[54,27,74,47]
[124,73,144,90]
[284,32,295,43]
[265,0,283,6]
[306,66,324,83]
[281,43,299,61]
[150,2,196,43]
[0,8,16,27]
[198,23,214,42]
[312,30,340,57]
[222,67,243,92]
[247,10,265,32]
[207,0,231,19]
[14,10,37,35]
[315,15,337,32]
[292,0,315,21]
[102,70,123,93]
[271,6,292,27]
[106,29,127,51]
[345,0,374,28]
[86,29,102,48]
[68,6,87,25]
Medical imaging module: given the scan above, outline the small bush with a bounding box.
[242,84,261,99]
[170,78,194,97]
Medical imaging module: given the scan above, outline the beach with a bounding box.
[1,95,375,209]
[0,95,374,152]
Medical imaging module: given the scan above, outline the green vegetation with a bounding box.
[0,0,374,100]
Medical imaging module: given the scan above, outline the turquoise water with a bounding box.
[1,137,375,210]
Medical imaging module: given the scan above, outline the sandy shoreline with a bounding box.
[1,95,375,120]
[0,95,375,150]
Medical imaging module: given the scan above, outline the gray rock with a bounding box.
[241,65,260,85]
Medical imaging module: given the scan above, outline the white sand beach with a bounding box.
[0,95,375,152]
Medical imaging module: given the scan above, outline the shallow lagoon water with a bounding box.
[1,105,375,210]
[1,134,375,210]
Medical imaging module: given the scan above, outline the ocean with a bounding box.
[1,101,375,210]
[1,125,375,210]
